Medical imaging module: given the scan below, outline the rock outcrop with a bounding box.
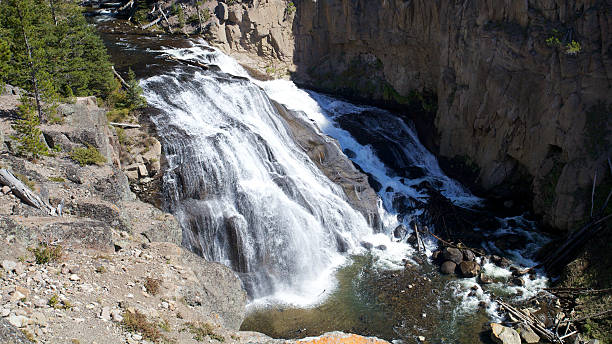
[272,101,382,230]
[205,0,612,232]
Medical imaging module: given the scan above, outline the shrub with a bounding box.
[565,40,581,55]
[144,277,161,295]
[285,1,296,14]
[122,310,166,343]
[70,145,106,166]
[181,322,224,342]
[29,243,63,264]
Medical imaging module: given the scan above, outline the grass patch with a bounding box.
[144,277,161,295]
[29,243,63,264]
[122,310,167,343]
[48,176,65,182]
[180,322,225,342]
[14,172,35,190]
[69,145,106,166]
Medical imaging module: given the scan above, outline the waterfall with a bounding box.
[141,48,373,303]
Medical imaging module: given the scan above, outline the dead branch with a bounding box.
[0,169,56,216]
[111,66,129,89]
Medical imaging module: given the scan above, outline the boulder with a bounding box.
[459,261,481,278]
[517,323,540,344]
[479,273,494,284]
[442,247,463,264]
[393,224,407,239]
[490,323,520,344]
[0,318,33,343]
[440,261,457,274]
[462,249,475,261]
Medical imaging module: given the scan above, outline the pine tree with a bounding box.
[0,0,116,117]
[10,97,49,159]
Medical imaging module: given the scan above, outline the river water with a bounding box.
[94,17,551,343]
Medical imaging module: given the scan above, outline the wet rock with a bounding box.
[375,245,387,251]
[517,323,539,343]
[442,247,463,264]
[490,323,520,344]
[462,249,475,261]
[479,273,494,284]
[431,250,441,261]
[491,255,511,268]
[393,224,407,239]
[459,261,481,278]
[510,277,525,287]
[343,149,356,159]
[440,261,457,274]
[360,241,373,250]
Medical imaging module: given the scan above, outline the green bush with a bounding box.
[29,243,63,264]
[565,40,581,55]
[285,1,296,14]
[69,145,106,166]
[11,99,49,159]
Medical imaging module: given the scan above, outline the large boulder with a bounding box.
[490,323,521,344]
[440,261,457,274]
[0,318,33,343]
[517,323,540,344]
[442,247,463,264]
[459,261,481,278]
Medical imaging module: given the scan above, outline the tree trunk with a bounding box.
[0,169,56,215]
[16,7,44,122]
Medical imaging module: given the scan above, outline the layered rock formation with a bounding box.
[207,0,612,232]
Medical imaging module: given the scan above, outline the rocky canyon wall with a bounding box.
[207,0,612,232]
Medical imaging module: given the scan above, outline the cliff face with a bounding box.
[209,0,611,232]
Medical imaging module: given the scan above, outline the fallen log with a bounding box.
[0,169,56,216]
[117,0,134,12]
[109,122,141,128]
[497,300,559,343]
[111,66,129,90]
[141,16,162,30]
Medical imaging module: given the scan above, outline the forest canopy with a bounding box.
[0,0,116,104]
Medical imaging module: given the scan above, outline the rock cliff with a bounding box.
[207,0,612,232]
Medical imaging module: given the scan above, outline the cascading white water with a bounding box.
[141,51,373,304]
[140,41,548,318]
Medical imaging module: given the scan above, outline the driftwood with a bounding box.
[413,222,423,252]
[111,66,129,90]
[497,300,559,343]
[109,122,141,128]
[117,0,134,12]
[165,56,209,70]
[158,7,172,33]
[422,226,486,256]
[540,213,611,272]
[141,16,162,30]
[0,169,56,216]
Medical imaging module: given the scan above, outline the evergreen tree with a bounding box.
[10,97,49,159]
[0,0,116,119]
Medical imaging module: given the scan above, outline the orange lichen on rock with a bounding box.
[296,332,389,344]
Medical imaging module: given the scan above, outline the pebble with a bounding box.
[0,308,10,317]
[69,274,80,281]
[418,336,426,342]
[98,307,111,321]
[132,334,143,340]
[33,297,48,308]
[111,309,123,322]
[1,186,10,194]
